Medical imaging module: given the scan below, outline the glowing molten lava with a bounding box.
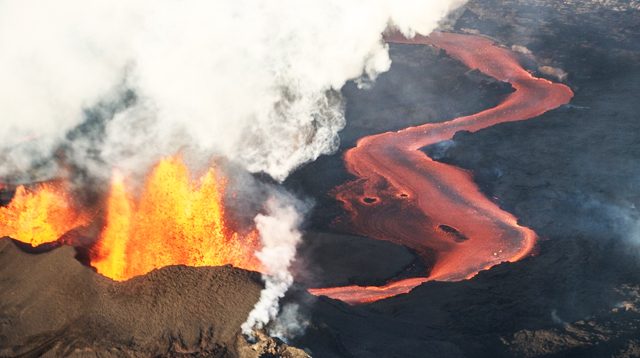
[0,182,88,246]
[0,157,260,281]
[309,32,574,304]
[91,157,261,281]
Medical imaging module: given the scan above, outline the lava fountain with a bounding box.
[0,182,89,247]
[92,157,262,281]
[309,32,574,304]
[0,156,261,281]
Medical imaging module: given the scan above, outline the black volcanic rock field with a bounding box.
[2,0,640,357]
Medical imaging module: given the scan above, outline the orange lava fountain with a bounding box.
[0,182,88,246]
[0,156,261,281]
[91,157,261,281]
[309,32,574,304]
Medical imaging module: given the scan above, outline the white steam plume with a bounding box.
[241,196,305,337]
[0,0,465,181]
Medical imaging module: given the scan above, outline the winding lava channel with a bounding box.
[308,32,573,304]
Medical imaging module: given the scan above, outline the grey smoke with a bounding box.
[551,309,569,327]
[269,303,310,342]
[241,195,307,337]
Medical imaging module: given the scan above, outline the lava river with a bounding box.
[309,32,574,304]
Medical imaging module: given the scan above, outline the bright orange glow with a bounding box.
[91,156,261,281]
[0,183,88,246]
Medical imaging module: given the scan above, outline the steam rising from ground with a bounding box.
[241,196,306,337]
[0,0,465,336]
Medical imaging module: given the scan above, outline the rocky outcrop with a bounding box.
[237,331,311,358]
[0,238,263,357]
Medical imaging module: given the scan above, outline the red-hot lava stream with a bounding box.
[309,32,573,304]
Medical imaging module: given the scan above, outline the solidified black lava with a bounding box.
[292,231,423,288]
[438,224,469,242]
[0,187,14,206]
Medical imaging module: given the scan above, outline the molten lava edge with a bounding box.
[0,156,261,281]
[308,32,574,304]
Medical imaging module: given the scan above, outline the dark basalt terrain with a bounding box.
[292,231,424,288]
[2,0,640,357]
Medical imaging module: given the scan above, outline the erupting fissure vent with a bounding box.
[0,182,88,247]
[92,157,261,280]
[0,156,261,281]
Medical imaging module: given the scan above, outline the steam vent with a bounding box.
[2,1,640,357]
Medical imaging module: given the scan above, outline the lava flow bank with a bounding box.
[0,156,261,281]
[309,32,574,304]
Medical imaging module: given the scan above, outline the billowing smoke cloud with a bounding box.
[241,195,306,337]
[0,0,466,337]
[0,0,465,182]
